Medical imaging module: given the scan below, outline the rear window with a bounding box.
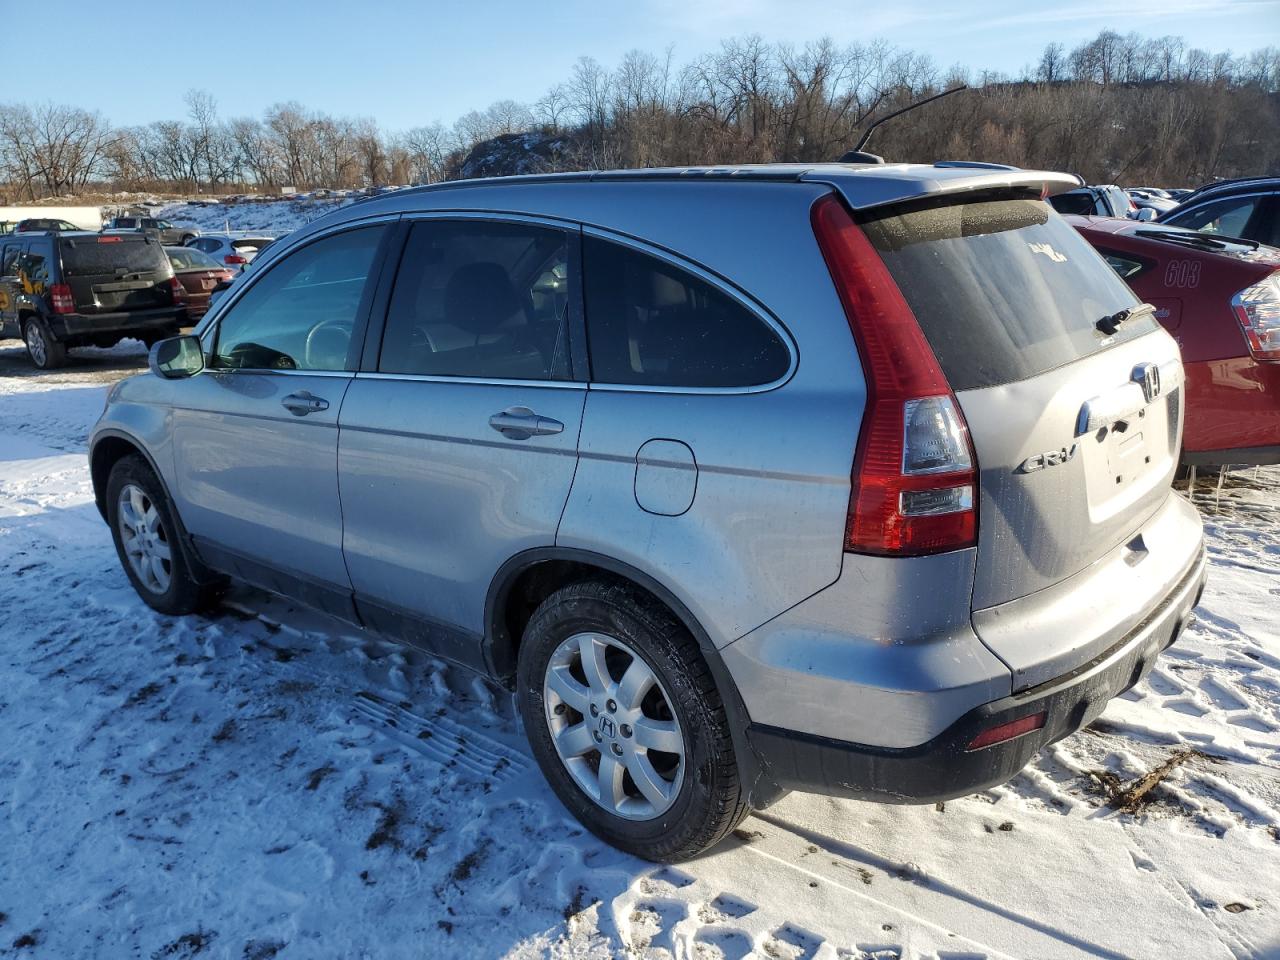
[166,247,220,271]
[232,238,272,254]
[862,198,1155,391]
[60,237,169,278]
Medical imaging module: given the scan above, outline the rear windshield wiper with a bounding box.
[1134,228,1259,252]
[1096,302,1156,337]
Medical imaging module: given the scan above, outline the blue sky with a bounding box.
[10,0,1272,130]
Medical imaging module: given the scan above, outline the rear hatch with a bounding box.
[858,194,1183,610]
[59,235,176,314]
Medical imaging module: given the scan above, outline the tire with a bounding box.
[22,316,66,369]
[181,234,196,245]
[106,454,222,616]
[517,579,750,861]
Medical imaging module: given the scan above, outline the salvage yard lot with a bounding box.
[1,342,1278,959]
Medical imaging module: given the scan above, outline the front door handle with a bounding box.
[488,406,564,440]
[281,391,330,416]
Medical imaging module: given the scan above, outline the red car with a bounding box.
[164,246,235,322]
[1067,215,1280,467]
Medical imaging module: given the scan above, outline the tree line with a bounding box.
[0,30,1276,201]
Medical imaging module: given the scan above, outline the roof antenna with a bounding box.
[839,85,969,164]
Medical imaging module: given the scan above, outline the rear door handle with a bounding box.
[281,391,329,416]
[488,406,564,440]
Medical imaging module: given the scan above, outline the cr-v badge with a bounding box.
[1017,444,1078,473]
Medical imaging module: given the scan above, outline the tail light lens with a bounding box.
[811,194,978,556]
[168,277,187,303]
[1232,273,1280,361]
[50,283,75,314]
[224,254,247,265]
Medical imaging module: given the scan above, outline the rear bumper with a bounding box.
[746,544,1207,803]
[50,307,186,341]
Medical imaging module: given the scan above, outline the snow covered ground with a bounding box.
[1,340,1278,959]
[156,198,354,240]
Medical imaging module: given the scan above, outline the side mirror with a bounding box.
[149,335,205,380]
[1134,208,1157,222]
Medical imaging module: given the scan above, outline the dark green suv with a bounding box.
[0,231,187,368]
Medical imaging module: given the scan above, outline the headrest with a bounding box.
[443,262,521,334]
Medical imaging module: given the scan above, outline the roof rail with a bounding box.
[934,160,1020,171]
[1184,174,1279,200]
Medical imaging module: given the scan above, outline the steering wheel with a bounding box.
[304,319,352,369]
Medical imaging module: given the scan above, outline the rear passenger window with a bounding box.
[583,237,789,388]
[2,244,19,275]
[379,220,571,381]
[1101,252,1147,279]
[1167,196,1259,238]
[18,248,49,287]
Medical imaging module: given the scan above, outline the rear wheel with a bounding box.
[517,579,750,861]
[22,317,66,369]
[106,455,221,615]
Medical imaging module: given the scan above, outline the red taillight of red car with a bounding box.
[1232,272,1280,362]
[224,254,247,266]
[168,277,187,304]
[50,283,75,314]
[811,194,978,556]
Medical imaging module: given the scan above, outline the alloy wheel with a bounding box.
[24,323,47,367]
[117,483,172,595]
[543,632,685,821]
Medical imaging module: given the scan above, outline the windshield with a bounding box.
[862,197,1156,391]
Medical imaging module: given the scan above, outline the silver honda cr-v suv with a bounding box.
[90,163,1207,861]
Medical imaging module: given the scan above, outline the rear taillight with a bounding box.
[50,283,74,314]
[811,194,978,556]
[168,277,187,304]
[224,254,247,265]
[1232,273,1280,361]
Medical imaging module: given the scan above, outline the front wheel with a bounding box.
[106,455,221,615]
[517,579,750,861]
[23,317,66,369]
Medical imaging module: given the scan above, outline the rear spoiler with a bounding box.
[800,164,1084,212]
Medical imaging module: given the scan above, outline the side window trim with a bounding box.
[579,226,798,395]
[361,211,588,384]
[205,217,398,374]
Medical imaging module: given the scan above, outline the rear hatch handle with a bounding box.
[1076,359,1184,436]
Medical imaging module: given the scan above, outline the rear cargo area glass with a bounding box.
[61,238,168,277]
[861,198,1155,390]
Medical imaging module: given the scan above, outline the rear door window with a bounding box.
[18,246,49,288]
[378,219,571,381]
[2,243,20,275]
[582,237,789,388]
[1165,195,1260,239]
[862,198,1155,391]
